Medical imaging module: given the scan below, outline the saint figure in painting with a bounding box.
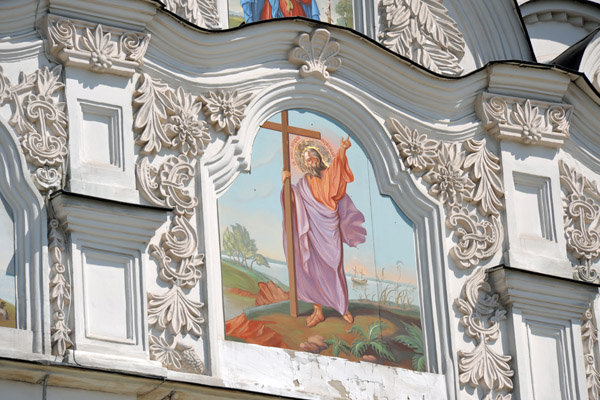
[241,0,320,23]
[282,136,366,328]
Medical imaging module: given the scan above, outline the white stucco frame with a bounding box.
[0,118,47,356]
[199,79,455,399]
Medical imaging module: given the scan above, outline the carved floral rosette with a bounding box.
[378,0,466,76]
[389,117,504,269]
[0,65,67,193]
[134,73,252,373]
[456,268,514,399]
[45,15,150,77]
[559,160,600,283]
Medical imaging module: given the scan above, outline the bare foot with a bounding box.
[306,312,325,327]
[342,311,354,324]
[306,305,324,328]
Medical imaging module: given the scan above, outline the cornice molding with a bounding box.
[476,92,572,148]
[45,15,150,77]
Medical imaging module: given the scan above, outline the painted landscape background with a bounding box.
[218,110,424,370]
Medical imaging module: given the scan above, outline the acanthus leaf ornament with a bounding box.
[483,394,512,400]
[133,73,219,374]
[0,65,67,194]
[289,29,341,80]
[134,74,210,156]
[463,139,503,217]
[559,160,600,282]
[149,334,205,373]
[149,334,182,370]
[133,74,173,154]
[389,118,504,268]
[162,0,221,29]
[455,268,514,393]
[378,0,466,76]
[148,285,205,337]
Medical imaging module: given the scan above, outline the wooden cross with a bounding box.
[261,110,321,318]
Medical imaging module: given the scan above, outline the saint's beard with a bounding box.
[306,164,325,178]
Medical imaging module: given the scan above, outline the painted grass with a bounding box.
[240,299,421,369]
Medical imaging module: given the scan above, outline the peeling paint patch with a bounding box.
[328,379,348,399]
[293,379,300,387]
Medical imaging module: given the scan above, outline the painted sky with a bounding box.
[218,110,418,285]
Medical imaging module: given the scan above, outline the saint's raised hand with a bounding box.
[341,135,351,149]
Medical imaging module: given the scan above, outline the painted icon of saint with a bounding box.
[241,0,320,23]
[282,137,366,328]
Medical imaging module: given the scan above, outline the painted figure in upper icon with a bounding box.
[282,136,366,328]
[241,0,320,23]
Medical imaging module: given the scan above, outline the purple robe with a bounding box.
[282,175,366,315]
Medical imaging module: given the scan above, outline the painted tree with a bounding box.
[222,223,269,270]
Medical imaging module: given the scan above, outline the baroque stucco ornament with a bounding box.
[390,118,503,268]
[476,92,572,148]
[582,307,600,399]
[48,218,73,357]
[202,90,253,136]
[0,65,67,193]
[456,267,514,397]
[149,334,205,374]
[45,16,150,77]
[162,0,220,29]
[289,29,341,80]
[378,0,466,76]
[133,73,248,374]
[559,160,600,282]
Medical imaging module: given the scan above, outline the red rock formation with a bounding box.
[228,287,256,298]
[225,313,289,349]
[255,281,288,306]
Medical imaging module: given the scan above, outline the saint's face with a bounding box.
[304,151,319,169]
